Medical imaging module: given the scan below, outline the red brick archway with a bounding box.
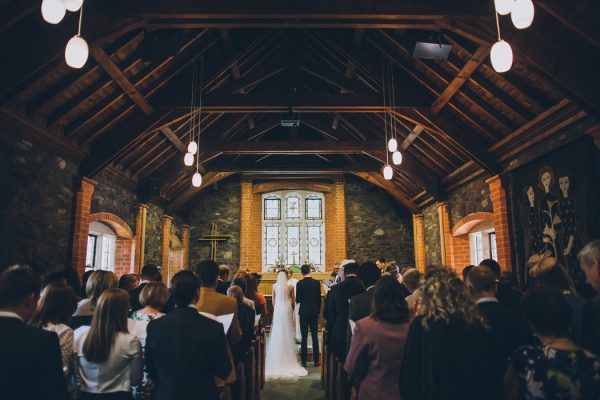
[89,213,135,277]
[451,212,495,275]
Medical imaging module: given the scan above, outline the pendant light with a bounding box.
[494,0,514,16]
[187,141,198,155]
[511,0,535,29]
[392,150,403,165]
[490,12,513,73]
[387,138,398,152]
[191,57,204,188]
[383,165,393,180]
[183,152,194,166]
[185,60,197,166]
[64,0,84,12]
[192,172,202,187]
[41,0,66,24]
[381,56,393,181]
[65,4,88,69]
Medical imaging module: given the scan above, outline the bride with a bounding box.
[265,271,308,379]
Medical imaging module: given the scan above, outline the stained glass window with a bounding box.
[264,225,280,265]
[286,196,300,219]
[305,196,322,219]
[286,225,301,265]
[306,225,322,265]
[264,196,281,220]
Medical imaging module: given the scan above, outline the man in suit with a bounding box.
[216,264,231,295]
[194,260,242,396]
[480,259,523,314]
[327,261,365,361]
[346,262,381,349]
[227,285,255,362]
[578,240,600,355]
[146,270,231,400]
[129,263,159,313]
[296,264,322,367]
[467,266,533,398]
[0,265,68,400]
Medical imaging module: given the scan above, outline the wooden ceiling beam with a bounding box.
[332,29,365,129]
[353,172,419,213]
[194,140,384,155]
[165,172,234,213]
[146,19,437,30]
[536,1,600,51]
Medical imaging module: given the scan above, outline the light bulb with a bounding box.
[183,152,194,166]
[494,0,514,15]
[490,40,513,73]
[511,0,534,29]
[192,172,202,187]
[187,141,198,155]
[65,36,89,69]
[383,165,393,180]
[387,138,398,152]
[64,0,84,12]
[392,151,403,165]
[41,0,66,24]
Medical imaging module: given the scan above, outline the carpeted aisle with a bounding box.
[261,366,324,400]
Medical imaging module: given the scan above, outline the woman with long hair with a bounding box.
[345,276,410,399]
[73,288,143,400]
[70,270,118,329]
[246,273,268,320]
[400,267,497,400]
[30,282,78,376]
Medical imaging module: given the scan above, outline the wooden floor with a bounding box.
[262,366,323,400]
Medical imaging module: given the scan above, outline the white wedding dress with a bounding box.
[265,272,308,379]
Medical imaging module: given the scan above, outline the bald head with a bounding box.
[227,285,244,302]
[467,266,497,301]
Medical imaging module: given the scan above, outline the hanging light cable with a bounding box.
[187,59,198,156]
[65,3,89,69]
[389,61,403,165]
[490,11,513,73]
[381,56,393,180]
[387,62,398,153]
[192,57,204,188]
[184,60,196,166]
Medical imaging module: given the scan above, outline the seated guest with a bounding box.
[227,285,255,361]
[402,268,422,315]
[480,258,523,314]
[30,282,78,376]
[400,267,497,400]
[467,266,533,396]
[73,288,143,400]
[129,263,159,313]
[217,265,231,295]
[0,265,68,400]
[118,274,138,292]
[146,270,231,400]
[345,276,410,400]
[578,240,600,355]
[231,277,256,312]
[246,273,267,319]
[70,270,117,329]
[505,286,600,399]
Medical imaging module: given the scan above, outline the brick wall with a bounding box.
[413,214,426,272]
[486,175,513,271]
[71,177,97,276]
[451,212,495,275]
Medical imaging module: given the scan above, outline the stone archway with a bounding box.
[89,212,135,276]
[451,212,495,274]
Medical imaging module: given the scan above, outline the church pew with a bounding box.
[321,328,327,390]
[244,344,256,400]
[234,361,246,400]
[260,328,266,390]
[328,353,338,400]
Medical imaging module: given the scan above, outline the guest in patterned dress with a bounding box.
[505,286,600,400]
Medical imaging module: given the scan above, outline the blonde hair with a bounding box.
[419,267,485,331]
[139,282,169,308]
[85,270,118,307]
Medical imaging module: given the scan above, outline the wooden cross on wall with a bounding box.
[197,223,231,261]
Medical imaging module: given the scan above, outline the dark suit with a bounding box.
[0,315,68,400]
[216,279,231,295]
[496,283,522,314]
[146,307,232,400]
[582,295,600,355]
[327,275,365,361]
[129,282,148,313]
[296,276,322,364]
[346,287,374,352]
[232,301,255,362]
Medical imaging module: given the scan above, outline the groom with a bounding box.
[295,264,321,367]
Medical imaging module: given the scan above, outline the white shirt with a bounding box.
[73,298,94,317]
[475,297,499,305]
[0,311,23,321]
[73,326,143,393]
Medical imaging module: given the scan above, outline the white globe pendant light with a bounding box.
[383,164,393,180]
[41,0,66,24]
[192,172,202,187]
[511,0,535,29]
[490,40,513,73]
[183,152,194,166]
[64,0,84,12]
[392,151,403,165]
[187,141,198,155]
[494,0,514,16]
[65,35,89,69]
[387,138,398,152]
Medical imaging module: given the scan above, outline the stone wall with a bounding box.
[144,203,164,265]
[447,174,493,228]
[187,177,241,270]
[345,177,414,266]
[423,203,442,266]
[0,127,78,272]
[90,176,138,229]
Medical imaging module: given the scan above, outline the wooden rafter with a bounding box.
[165,172,234,213]
[353,172,419,213]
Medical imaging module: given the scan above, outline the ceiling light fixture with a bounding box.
[64,0,84,12]
[511,0,535,29]
[64,3,88,69]
[381,56,393,181]
[191,57,204,188]
[41,0,66,24]
[494,0,514,16]
[490,11,513,73]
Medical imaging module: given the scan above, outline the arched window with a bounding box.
[86,221,117,271]
[262,191,325,271]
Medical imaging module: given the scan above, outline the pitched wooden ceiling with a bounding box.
[0,0,598,214]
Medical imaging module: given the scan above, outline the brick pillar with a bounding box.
[325,177,347,271]
[71,177,97,277]
[413,214,426,273]
[134,204,148,272]
[240,177,259,271]
[486,175,513,271]
[437,201,454,270]
[181,225,191,269]
[161,215,173,271]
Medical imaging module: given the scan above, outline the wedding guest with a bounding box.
[480,259,522,314]
[345,276,410,400]
[400,267,497,400]
[231,277,256,312]
[73,288,143,400]
[217,265,231,295]
[81,269,94,298]
[129,264,159,313]
[0,265,68,400]
[30,282,78,376]
[462,265,475,281]
[349,262,381,324]
[130,283,169,341]
[505,286,600,399]
[118,274,138,292]
[578,240,600,355]
[246,273,267,319]
[402,269,422,315]
[146,270,231,400]
[70,270,118,329]
[227,285,255,361]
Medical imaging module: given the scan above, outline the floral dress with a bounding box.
[509,345,600,399]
